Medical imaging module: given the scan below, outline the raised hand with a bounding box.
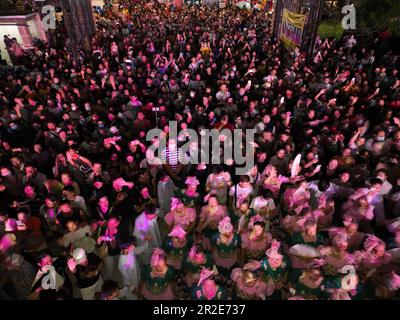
[244,260,261,271]
[67,258,77,272]
[223,172,231,182]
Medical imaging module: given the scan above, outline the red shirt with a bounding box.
[213,122,235,132]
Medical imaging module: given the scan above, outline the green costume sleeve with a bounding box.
[289,232,302,246]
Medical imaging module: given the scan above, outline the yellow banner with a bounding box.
[279,8,306,49]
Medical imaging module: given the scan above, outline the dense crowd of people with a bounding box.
[1,1,400,300]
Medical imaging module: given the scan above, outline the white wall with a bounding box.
[27,18,40,40]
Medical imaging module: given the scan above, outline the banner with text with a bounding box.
[279,8,306,49]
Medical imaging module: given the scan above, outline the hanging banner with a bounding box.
[279,8,306,49]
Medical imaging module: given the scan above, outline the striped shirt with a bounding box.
[160,147,186,172]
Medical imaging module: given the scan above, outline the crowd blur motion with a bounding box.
[0,0,400,300]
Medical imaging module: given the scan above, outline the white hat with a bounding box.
[72,247,87,265]
[110,126,119,134]
[289,244,321,259]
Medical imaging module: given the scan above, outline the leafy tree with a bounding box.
[355,0,400,35]
[0,0,16,11]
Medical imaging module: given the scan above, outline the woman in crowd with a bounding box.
[183,245,215,288]
[288,267,330,300]
[164,197,196,233]
[289,217,326,248]
[319,231,356,279]
[354,235,392,280]
[231,265,267,300]
[211,217,241,278]
[163,225,192,270]
[240,216,272,262]
[191,268,227,300]
[251,240,291,299]
[174,176,202,210]
[139,248,176,300]
[197,195,229,250]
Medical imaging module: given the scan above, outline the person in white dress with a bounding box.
[133,205,162,265]
[118,239,148,299]
[157,171,177,216]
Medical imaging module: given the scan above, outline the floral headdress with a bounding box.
[150,248,165,268]
[218,217,233,234]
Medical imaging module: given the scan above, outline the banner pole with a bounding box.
[307,0,323,63]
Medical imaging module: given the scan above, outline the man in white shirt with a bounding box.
[250,188,276,215]
[229,175,254,209]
